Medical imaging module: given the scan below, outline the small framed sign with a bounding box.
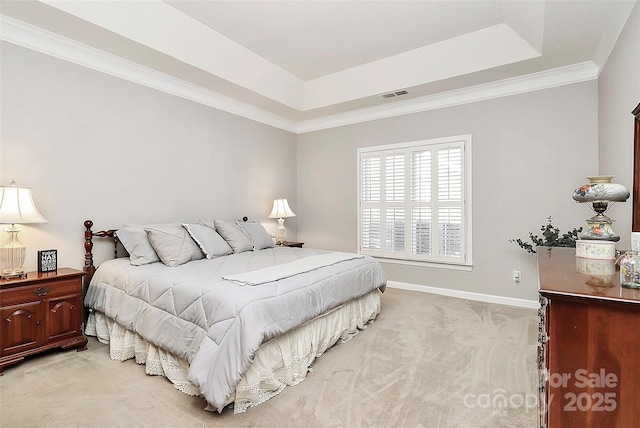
[38,249,58,273]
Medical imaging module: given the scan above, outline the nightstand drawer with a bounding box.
[0,279,81,306]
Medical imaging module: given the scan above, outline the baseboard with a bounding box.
[386,281,540,309]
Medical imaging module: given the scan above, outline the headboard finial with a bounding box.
[84,220,95,271]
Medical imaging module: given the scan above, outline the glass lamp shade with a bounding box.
[572,176,629,242]
[268,198,296,244]
[572,175,630,203]
[0,182,48,279]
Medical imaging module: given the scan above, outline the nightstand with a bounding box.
[278,241,304,248]
[0,268,87,374]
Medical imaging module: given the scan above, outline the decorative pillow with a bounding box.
[144,225,204,267]
[238,221,274,250]
[182,223,232,259]
[203,219,253,254]
[115,227,160,266]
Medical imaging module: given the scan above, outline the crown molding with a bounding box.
[0,15,298,133]
[2,14,599,136]
[296,61,599,133]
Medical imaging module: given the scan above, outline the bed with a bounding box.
[82,219,386,413]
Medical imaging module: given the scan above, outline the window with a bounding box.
[358,135,472,267]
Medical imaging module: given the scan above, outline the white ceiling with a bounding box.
[0,0,637,132]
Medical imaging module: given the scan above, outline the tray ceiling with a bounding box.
[0,0,636,132]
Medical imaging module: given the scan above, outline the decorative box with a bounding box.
[575,239,616,260]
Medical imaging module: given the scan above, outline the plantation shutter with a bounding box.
[361,155,381,251]
[436,147,463,258]
[359,136,470,265]
[410,149,431,256]
[385,153,405,253]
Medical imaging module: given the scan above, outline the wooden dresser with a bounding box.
[0,268,87,373]
[538,247,640,428]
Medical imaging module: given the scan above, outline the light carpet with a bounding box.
[0,287,538,428]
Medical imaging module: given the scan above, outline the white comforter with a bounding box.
[84,247,386,412]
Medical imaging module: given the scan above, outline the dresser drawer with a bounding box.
[0,279,81,306]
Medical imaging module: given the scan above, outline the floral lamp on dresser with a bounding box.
[572,175,630,242]
[536,172,638,427]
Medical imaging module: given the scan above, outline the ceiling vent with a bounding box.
[382,90,409,98]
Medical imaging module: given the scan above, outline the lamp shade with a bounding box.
[572,175,630,203]
[0,182,48,224]
[268,198,296,219]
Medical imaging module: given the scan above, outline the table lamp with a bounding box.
[572,175,629,242]
[268,198,296,245]
[0,181,48,279]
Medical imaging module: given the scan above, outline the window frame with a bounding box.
[357,134,473,269]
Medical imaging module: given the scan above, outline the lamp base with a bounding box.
[579,232,621,242]
[579,214,620,242]
[0,225,28,278]
[0,271,27,280]
[275,218,287,245]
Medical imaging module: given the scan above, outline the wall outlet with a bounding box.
[513,270,521,283]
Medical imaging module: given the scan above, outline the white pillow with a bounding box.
[145,225,204,267]
[203,219,253,254]
[183,223,232,259]
[238,221,274,250]
[115,227,160,265]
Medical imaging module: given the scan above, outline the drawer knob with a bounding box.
[33,287,50,297]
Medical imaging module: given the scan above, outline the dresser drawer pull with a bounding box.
[33,287,50,297]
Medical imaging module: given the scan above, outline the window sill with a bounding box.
[372,257,473,271]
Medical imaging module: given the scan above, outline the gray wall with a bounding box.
[297,83,599,301]
[599,1,639,240]
[0,42,298,271]
[2,4,637,303]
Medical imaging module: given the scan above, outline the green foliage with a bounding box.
[510,216,583,254]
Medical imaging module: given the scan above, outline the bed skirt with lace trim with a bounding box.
[84,288,381,413]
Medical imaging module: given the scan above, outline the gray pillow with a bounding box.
[182,223,232,259]
[145,225,204,267]
[204,219,253,254]
[115,227,160,265]
[238,221,274,250]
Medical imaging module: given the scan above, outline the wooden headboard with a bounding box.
[82,216,252,286]
[83,220,118,287]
